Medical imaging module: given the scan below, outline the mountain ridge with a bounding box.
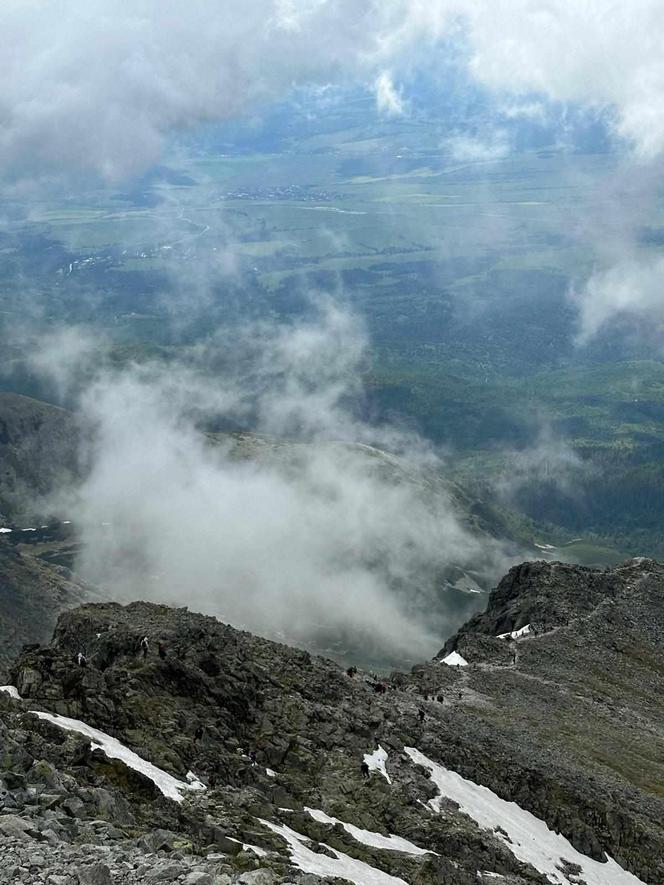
[1,556,662,883]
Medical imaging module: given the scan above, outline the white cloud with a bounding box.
[374,71,405,116]
[443,129,509,162]
[4,1,664,180]
[35,303,511,663]
[460,0,664,159]
[498,432,583,500]
[576,255,664,343]
[0,0,413,181]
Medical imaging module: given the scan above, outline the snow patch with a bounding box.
[441,651,468,667]
[363,745,391,783]
[265,768,277,778]
[0,686,21,700]
[0,527,12,534]
[305,807,431,855]
[259,819,408,885]
[405,747,646,885]
[30,711,205,803]
[185,771,206,791]
[496,624,532,640]
[228,837,268,857]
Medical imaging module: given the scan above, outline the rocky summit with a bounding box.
[1,557,663,884]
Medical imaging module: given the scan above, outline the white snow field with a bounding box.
[259,819,409,885]
[440,651,469,666]
[305,807,431,855]
[0,685,21,699]
[405,747,646,885]
[30,711,206,802]
[496,624,532,640]
[363,745,392,782]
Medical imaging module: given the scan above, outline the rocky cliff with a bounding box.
[1,557,662,884]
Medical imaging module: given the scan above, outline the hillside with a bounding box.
[0,534,99,673]
[0,392,80,524]
[1,557,662,884]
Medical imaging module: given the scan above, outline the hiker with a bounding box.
[418,708,426,723]
[249,750,257,766]
[194,724,204,742]
[346,666,357,678]
[360,760,370,779]
[76,651,87,668]
[140,636,149,659]
[158,642,167,660]
[373,682,387,695]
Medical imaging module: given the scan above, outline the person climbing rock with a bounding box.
[140,636,149,659]
[346,666,357,678]
[158,642,167,660]
[360,760,370,778]
[194,723,204,741]
[418,708,426,723]
[76,652,87,668]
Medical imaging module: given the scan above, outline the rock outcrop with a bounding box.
[1,557,663,884]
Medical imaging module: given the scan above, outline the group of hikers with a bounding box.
[76,635,169,668]
[346,665,389,695]
[139,636,168,660]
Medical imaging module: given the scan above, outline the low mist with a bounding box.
[36,301,513,666]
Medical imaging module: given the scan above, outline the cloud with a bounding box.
[575,255,664,344]
[374,71,405,116]
[443,129,509,161]
[4,1,664,181]
[28,326,112,401]
[495,427,583,499]
[0,0,375,180]
[34,301,512,665]
[459,0,664,159]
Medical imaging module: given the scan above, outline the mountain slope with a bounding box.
[2,557,662,883]
[0,537,98,671]
[0,392,80,524]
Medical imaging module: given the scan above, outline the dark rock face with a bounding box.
[0,542,95,671]
[440,559,626,646]
[0,393,81,524]
[2,558,664,883]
